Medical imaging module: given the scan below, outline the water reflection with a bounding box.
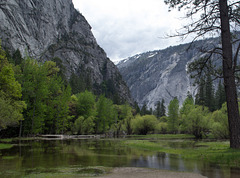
[130,151,239,178]
[0,139,239,178]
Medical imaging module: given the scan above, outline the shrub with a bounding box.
[132,115,158,135]
[210,104,229,139]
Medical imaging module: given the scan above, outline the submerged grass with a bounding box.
[0,143,13,150]
[23,166,110,178]
[123,134,240,167]
[128,134,195,140]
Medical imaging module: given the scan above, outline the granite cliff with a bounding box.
[117,38,220,109]
[0,0,132,103]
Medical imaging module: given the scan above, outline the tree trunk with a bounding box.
[219,0,240,148]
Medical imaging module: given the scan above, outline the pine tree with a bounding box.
[215,80,226,110]
[155,101,161,119]
[205,73,215,112]
[160,99,166,117]
[195,78,206,106]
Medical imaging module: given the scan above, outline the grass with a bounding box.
[23,166,110,178]
[128,134,195,139]
[0,143,13,150]
[0,138,13,143]
[122,134,240,167]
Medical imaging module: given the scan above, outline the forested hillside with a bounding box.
[0,0,132,104]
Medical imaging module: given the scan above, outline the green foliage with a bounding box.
[14,57,71,135]
[73,116,95,135]
[179,94,195,132]
[155,122,168,134]
[167,97,179,134]
[215,80,226,110]
[185,106,210,139]
[211,103,229,139]
[110,104,133,136]
[131,115,158,135]
[205,73,215,111]
[0,43,26,129]
[140,103,151,116]
[95,95,116,133]
[76,90,96,119]
[154,99,166,118]
[12,49,23,66]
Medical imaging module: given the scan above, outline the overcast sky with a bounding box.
[72,0,190,62]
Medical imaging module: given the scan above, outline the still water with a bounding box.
[0,139,240,177]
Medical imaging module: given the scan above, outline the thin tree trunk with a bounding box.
[31,98,36,136]
[219,0,240,148]
[19,119,22,138]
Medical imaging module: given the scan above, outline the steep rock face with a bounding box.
[117,39,218,109]
[0,0,132,103]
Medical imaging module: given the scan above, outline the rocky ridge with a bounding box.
[117,38,220,109]
[0,0,132,103]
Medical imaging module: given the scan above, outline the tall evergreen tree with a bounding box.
[195,78,206,106]
[160,99,166,117]
[155,101,161,119]
[205,73,215,112]
[215,80,226,110]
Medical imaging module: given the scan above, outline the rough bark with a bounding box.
[219,0,240,148]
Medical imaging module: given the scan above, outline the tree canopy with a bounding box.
[164,0,240,148]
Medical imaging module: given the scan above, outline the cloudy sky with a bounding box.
[72,0,190,62]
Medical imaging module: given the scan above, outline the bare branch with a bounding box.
[233,42,240,72]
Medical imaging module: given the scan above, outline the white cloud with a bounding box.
[72,0,189,62]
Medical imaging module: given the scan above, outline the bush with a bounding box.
[132,115,158,135]
[210,105,229,139]
[73,116,95,135]
[185,106,210,139]
[155,122,168,134]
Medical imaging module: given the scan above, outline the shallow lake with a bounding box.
[0,138,240,177]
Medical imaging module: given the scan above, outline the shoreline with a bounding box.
[98,167,207,178]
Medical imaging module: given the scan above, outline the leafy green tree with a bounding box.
[73,116,85,135]
[73,116,95,135]
[76,90,96,119]
[44,74,71,134]
[164,0,240,148]
[155,122,168,134]
[131,115,158,135]
[167,97,179,134]
[185,106,210,139]
[19,58,49,135]
[180,94,195,132]
[211,104,229,139]
[95,95,116,133]
[0,44,26,129]
[121,104,133,135]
